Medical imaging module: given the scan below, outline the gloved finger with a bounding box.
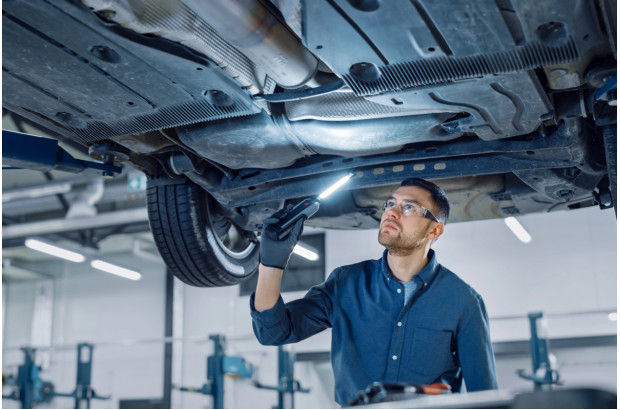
[270,203,294,220]
[262,217,280,227]
[262,225,280,241]
[289,217,305,242]
[271,203,296,220]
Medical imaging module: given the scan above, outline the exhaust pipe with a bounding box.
[181,0,318,88]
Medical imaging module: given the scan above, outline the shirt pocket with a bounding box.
[405,327,456,381]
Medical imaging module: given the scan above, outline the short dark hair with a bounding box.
[400,178,450,224]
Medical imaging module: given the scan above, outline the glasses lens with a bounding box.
[402,202,417,217]
[382,199,437,221]
[383,199,395,212]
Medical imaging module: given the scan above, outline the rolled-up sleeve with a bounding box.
[250,276,335,345]
[456,294,498,391]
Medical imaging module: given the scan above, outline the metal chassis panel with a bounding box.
[205,123,585,207]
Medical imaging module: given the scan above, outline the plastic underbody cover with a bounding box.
[1,0,613,226]
[171,0,595,169]
[3,0,604,169]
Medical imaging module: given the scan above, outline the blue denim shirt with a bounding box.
[250,249,498,405]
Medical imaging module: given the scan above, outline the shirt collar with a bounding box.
[381,248,440,287]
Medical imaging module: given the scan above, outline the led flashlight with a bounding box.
[266,173,354,240]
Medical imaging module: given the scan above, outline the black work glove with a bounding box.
[259,206,305,270]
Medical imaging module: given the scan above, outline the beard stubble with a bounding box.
[377,220,432,256]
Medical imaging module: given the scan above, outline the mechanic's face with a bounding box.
[378,186,439,256]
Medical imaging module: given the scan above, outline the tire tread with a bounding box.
[146,183,257,287]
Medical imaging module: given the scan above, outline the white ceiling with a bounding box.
[3,114,155,282]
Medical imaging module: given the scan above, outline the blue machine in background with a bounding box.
[2,343,109,409]
[174,334,254,409]
[517,312,562,390]
[254,346,310,409]
[175,334,309,409]
[3,347,53,409]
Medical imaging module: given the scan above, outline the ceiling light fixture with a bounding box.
[90,260,142,280]
[608,312,617,321]
[293,244,319,261]
[25,239,85,263]
[3,182,72,202]
[503,217,532,243]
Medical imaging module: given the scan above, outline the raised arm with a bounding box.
[254,210,304,311]
[255,264,284,311]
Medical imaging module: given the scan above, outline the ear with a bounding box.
[427,222,444,241]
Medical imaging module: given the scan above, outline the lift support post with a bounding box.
[517,312,562,390]
[175,334,253,409]
[254,346,310,409]
[2,344,109,409]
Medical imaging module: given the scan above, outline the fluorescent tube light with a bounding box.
[503,217,532,243]
[25,239,85,262]
[90,260,142,280]
[608,312,617,321]
[3,182,72,202]
[293,244,319,261]
[318,173,354,200]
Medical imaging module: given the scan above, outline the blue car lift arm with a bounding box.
[174,334,254,409]
[2,344,109,409]
[2,130,121,175]
[517,312,562,390]
[253,346,310,409]
[51,343,110,408]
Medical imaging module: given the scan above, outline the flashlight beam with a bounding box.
[318,173,354,200]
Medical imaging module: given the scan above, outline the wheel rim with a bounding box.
[207,204,256,259]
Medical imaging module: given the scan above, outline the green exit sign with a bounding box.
[127,172,147,192]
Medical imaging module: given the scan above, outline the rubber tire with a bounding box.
[603,126,617,216]
[146,182,259,287]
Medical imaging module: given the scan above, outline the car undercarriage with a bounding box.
[2,0,616,286]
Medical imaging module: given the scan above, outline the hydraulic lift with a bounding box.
[2,343,109,409]
[254,346,310,409]
[175,334,308,409]
[2,130,122,176]
[517,312,562,390]
[174,334,254,409]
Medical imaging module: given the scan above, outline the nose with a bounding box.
[383,204,401,219]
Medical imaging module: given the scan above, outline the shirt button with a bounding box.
[397,322,402,327]
[392,355,398,360]
[397,288,402,293]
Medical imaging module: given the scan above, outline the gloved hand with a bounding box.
[259,206,305,269]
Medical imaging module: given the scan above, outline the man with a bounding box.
[250,178,498,405]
